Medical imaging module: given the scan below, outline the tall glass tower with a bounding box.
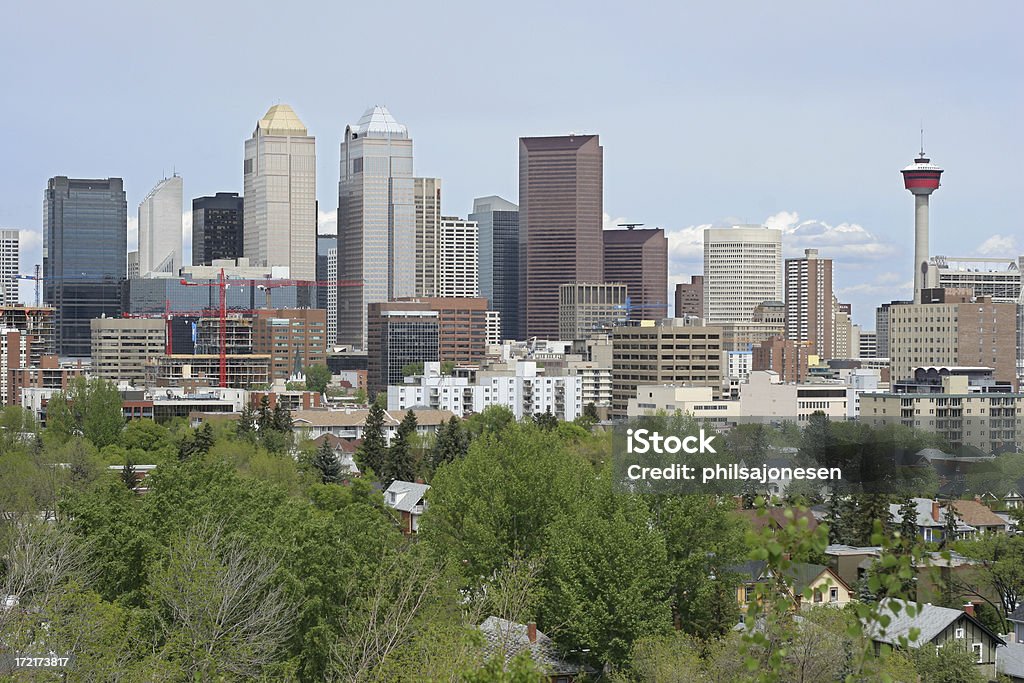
[337,105,414,350]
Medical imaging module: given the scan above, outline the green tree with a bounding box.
[910,639,986,683]
[120,461,137,490]
[356,402,388,477]
[897,496,920,549]
[193,422,215,456]
[235,403,256,442]
[312,440,343,484]
[272,399,293,432]
[532,409,558,431]
[382,410,417,485]
[45,376,124,448]
[401,361,425,377]
[943,503,960,548]
[303,364,332,394]
[430,416,468,472]
[257,395,273,431]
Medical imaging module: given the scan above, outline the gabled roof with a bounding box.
[729,561,849,595]
[866,598,1005,647]
[950,499,1009,528]
[737,507,819,533]
[1008,604,1024,624]
[888,498,976,533]
[384,480,430,513]
[478,617,592,676]
[998,642,1024,679]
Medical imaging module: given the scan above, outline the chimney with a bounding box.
[527,621,537,644]
[963,603,976,617]
[932,501,941,522]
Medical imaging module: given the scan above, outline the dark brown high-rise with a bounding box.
[603,228,668,321]
[519,135,603,339]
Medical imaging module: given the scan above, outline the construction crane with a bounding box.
[613,296,671,319]
[17,268,103,307]
[253,278,362,309]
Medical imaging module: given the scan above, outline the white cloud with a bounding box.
[127,215,139,252]
[975,234,1019,256]
[837,278,913,299]
[765,211,894,260]
[319,208,337,235]
[181,210,192,264]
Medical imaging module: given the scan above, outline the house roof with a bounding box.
[737,507,819,533]
[866,598,1005,648]
[384,480,430,513]
[292,408,456,429]
[887,498,976,533]
[950,499,1009,528]
[478,617,591,676]
[998,642,1024,679]
[311,433,360,453]
[1008,604,1024,624]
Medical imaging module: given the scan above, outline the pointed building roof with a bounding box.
[349,105,409,139]
[256,104,308,136]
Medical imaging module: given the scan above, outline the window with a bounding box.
[955,627,965,639]
[829,587,839,602]
[813,590,823,603]
[973,642,983,663]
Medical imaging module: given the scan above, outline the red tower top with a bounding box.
[901,153,943,196]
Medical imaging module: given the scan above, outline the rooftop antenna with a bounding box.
[618,223,644,230]
[919,121,925,158]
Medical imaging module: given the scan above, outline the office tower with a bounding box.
[603,227,668,321]
[338,106,415,349]
[414,178,441,296]
[391,297,490,365]
[611,322,723,417]
[192,193,243,265]
[901,151,943,302]
[858,331,878,359]
[127,252,139,280]
[90,318,166,385]
[833,303,853,360]
[752,337,810,383]
[439,217,478,297]
[703,226,783,324]
[243,104,316,280]
[43,177,127,357]
[0,230,19,305]
[559,282,627,340]
[470,195,519,339]
[367,304,439,397]
[316,234,337,310]
[785,248,833,358]
[519,135,603,339]
[674,275,704,319]
[327,247,338,346]
[875,300,909,359]
[253,308,328,381]
[138,175,183,276]
[889,290,1018,389]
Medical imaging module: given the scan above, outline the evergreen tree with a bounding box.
[383,410,418,486]
[177,435,194,462]
[120,461,137,490]
[897,497,920,549]
[192,423,215,456]
[235,404,256,442]
[312,440,343,484]
[272,400,293,432]
[943,501,960,547]
[430,416,468,471]
[582,402,600,424]
[256,395,273,432]
[356,402,388,477]
[533,409,558,431]
[853,494,892,546]
[824,492,845,544]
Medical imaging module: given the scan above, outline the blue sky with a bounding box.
[1,1,1021,326]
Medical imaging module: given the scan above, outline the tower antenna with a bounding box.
[919,122,925,157]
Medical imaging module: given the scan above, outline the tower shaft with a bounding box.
[914,194,930,301]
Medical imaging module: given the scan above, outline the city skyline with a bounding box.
[1,2,1021,326]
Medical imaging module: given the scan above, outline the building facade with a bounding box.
[519,135,603,339]
[471,196,519,340]
[703,226,783,324]
[674,275,704,320]
[0,230,19,305]
[252,308,328,382]
[337,106,415,350]
[366,304,439,397]
[603,227,669,321]
[413,177,441,297]
[91,318,166,385]
[243,104,316,280]
[785,248,833,359]
[138,175,183,277]
[558,282,627,340]
[44,177,127,357]
[192,192,243,266]
[752,337,810,383]
[439,217,479,297]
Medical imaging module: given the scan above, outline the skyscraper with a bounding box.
[785,248,833,359]
[603,227,668,321]
[0,230,19,305]
[470,195,519,340]
[519,135,603,339]
[44,177,127,357]
[192,192,243,265]
[414,177,441,297]
[438,217,478,298]
[703,226,783,324]
[316,234,337,308]
[243,104,316,280]
[674,275,704,319]
[138,175,183,277]
[337,106,415,349]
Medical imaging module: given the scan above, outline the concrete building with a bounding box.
[0,329,36,404]
[720,321,786,352]
[413,177,441,297]
[138,175,183,277]
[127,252,139,280]
[859,331,879,358]
[244,104,315,279]
[876,300,909,360]
[565,360,612,409]
[603,227,669,321]
[0,307,55,365]
[785,248,833,359]
[0,229,19,305]
[611,322,723,417]
[752,337,810,383]
[91,318,166,386]
[439,217,479,297]
[727,349,753,381]
[558,282,627,340]
[929,255,1022,303]
[674,275,704,319]
[470,196,519,340]
[253,308,328,382]
[627,384,741,425]
[388,361,583,421]
[316,234,336,311]
[833,302,854,359]
[703,226,783,323]
[519,135,603,339]
[44,177,127,357]
[739,370,854,421]
[9,355,85,406]
[148,354,271,389]
[338,106,415,350]
[367,304,439,397]
[326,247,338,346]
[192,192,244,266]
[486,310,501,347]
[889,289,1018,389]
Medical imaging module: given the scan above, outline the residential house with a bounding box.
[478,617,594,682]
[998,642,1024,682]
[1006,490,1023,510]
[824,544,881,589]
[291,408,455,444]
[384,480,430,535]
[1010,605,1024,643]
[887,498,976,543]
[309,433,361,476]
[865,598,1004,680]
[731,560,852,612]
[950,499,1010,535]
[737,507,819,536]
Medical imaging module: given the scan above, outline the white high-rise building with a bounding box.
[703,225,783,323]
[0,230,19,305]
[439,216,478,297]
[138,175,183,277]
[337,106,415,349]
[243,104,316,280]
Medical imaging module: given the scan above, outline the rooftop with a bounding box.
[349,105,409,139]
[256,104,308,137]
